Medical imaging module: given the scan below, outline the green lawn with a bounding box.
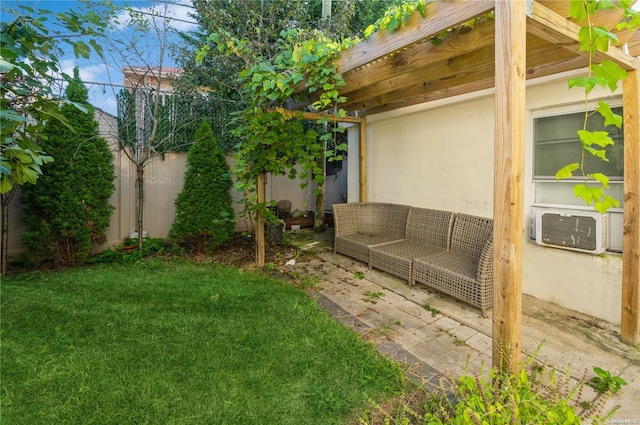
[1,260,403,425]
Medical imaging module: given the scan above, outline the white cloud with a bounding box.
[60,59,110,83]
[112,0,197,32]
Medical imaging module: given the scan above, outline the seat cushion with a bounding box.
[414,250,478,281]
[370,240,445,282]
[335,233,405,264]
[412,251,493,313]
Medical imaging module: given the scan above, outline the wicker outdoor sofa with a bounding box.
[332,202,494,316]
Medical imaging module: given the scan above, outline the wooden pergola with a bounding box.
[320,0,639,371]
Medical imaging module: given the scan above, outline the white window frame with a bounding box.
[530,101,624,252]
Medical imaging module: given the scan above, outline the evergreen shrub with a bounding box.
[169,121,235,252]
[21,68,115,266]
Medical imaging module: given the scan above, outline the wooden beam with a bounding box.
[337,0,495,73]
[340,19,497,96]
[493,0,526,373]
[628,31,640,57]
[538,0,625,30]
[256,172,265,267]
[358,54,587,116]
[359,117,367,203]
[527,1,636,71]
[343,35,586,116]
[358,76,496,116]
[341,44,496,110]
[621,61,640,345]
[272,108,361,124]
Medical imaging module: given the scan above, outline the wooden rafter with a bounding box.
[340,19,496,97]
[527,1,636,71]
[330,0,638,117]
[337,0,494,73]
[342,33,588,115]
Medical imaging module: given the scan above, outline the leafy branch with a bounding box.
[199,28,355,221]
[557,0,639,214]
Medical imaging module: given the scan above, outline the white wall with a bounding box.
[353,72,624,325]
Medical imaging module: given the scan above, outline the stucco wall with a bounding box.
[353,72,624,325]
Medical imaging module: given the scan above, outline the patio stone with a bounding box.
[291,237,640,422]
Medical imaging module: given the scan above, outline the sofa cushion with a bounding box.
[406,208,454,248]
[450,214,493,259]
[414,250,478,281]
[333,203,410,236]
[369,240,446,282]
[334,233,405,264]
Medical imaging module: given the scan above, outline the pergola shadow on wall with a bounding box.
[294,0,640,372]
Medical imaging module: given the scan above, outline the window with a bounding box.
[532,106,624,252]
[534,107,624,180]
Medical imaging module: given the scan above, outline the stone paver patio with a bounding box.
[287,229,640,422]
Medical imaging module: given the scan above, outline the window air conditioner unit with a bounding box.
[535,208,608,254]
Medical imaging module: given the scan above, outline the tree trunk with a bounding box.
[137,164,145,250]
[1,196,10,275]
[0,186,17,275]
[256,172,265,267]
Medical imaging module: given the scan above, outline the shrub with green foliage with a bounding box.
[20,68,115,266]
[359,348,621,425]
[169,121,235,252]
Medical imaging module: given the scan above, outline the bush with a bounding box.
[21,68,115,266]
[359,347,621,424]
[169,121,235,253]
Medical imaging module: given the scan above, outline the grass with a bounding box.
[1,260,403,425]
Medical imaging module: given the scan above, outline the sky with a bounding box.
[4,1,640,115]
[3,0,199,114]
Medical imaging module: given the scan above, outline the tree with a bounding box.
[105,3,209,250]
[20,68,116,266]
[169,121,235,253]
[0,4,110,273]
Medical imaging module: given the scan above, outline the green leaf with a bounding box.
[364,24,375,38]
[574,184,600,205]
[568,77,596,94]
[387,18,399,33]
[72,40,91,59]
[595,101,622,128]
[591,61,627,92]
[596,0,616,10]
[578,130,615,148]
[0,110,29,122]
[568,0,588,20]
[593,26,619,49]
[89,38,103,59]
[0,163,11,176]
[0,58,14,72]
[595,195,620,213]
[583,145,608,160]
[588,172,610,188]
[555,163,580,180]
[0,175,13,194]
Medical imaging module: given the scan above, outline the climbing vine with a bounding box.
[556,0,640,213]
[197,27,356,224]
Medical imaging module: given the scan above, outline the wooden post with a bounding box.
[493,0,526,373]
[359,117,367,203]
[621,61,640,345]
[256,171,265,267]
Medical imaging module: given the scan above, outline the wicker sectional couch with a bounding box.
[333,203,494,315]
